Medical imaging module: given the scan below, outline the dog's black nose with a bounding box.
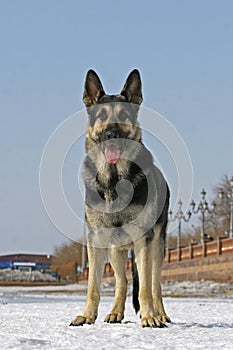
[104,129,119,140]
[105,130,113,139]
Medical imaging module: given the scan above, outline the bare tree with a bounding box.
[203,175,231,238]
[214,174,231,234]
[167,228,201,249]
[52,241,83,266]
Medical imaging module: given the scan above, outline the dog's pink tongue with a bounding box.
[104,144,120,164]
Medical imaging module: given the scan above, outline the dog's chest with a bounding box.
[97,161,130,198]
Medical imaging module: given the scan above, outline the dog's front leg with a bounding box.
[104,248,128,323]
[70,245,107,326]
[134,236,166,328]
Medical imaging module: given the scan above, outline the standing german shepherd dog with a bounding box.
[70,69,171,328]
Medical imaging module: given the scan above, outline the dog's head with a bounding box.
[83,69,143,164]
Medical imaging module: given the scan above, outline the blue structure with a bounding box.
[0,254,52,272]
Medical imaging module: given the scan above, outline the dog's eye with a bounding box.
[97,111,107,122]
[118,111,128,122]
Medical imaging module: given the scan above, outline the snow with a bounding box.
[0,282,233,350]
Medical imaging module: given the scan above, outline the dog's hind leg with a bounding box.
[104,248,128,323]
[70,245,107,326]
[152,224,171,324]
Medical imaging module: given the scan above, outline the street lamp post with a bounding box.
[190,189,217,244]
[169,199,192,249]
[218,176,233,238]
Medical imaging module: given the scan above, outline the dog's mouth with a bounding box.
[103,143,121,164]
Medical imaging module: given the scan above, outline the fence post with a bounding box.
[177,246,181,262]
[202,240,206,258]
[189,243,193,259]
[167,248,171,263]
[83,267,89,280]
[217,236,222,255]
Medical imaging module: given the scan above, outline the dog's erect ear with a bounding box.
[120,69,143,105]
[83,70,105,107]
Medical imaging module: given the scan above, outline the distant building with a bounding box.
[0,253,53,272]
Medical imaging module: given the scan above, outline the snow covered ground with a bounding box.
[0,282,233,350]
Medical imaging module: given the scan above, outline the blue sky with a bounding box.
[0,0,233,254]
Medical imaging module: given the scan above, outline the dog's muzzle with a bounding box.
[102,129,121,164]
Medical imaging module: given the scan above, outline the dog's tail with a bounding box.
[131,250,140,314]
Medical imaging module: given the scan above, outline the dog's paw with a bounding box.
[69,315,95,326]
[157,313,171,324]
[141,315,167,328]
[104,312,124,323]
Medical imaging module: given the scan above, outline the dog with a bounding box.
[70,69,171,328]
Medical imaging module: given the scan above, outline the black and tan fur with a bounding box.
[70,69,171,328]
